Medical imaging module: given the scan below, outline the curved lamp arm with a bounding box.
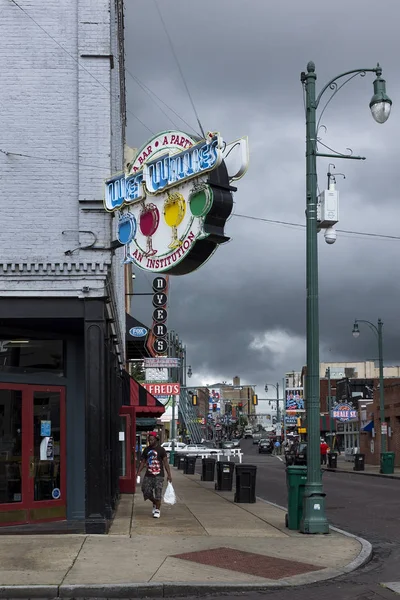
[315,67,380,109]
[353,318,380,338]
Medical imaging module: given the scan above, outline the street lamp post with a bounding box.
[265,383,280,434]
[352,319,389,465]
[301,62,391,534]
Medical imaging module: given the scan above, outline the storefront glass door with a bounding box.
[0,384,66,527]
[119,406,136,494]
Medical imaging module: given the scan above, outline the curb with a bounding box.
[255,496,373,574]
[323,467,400,480]
[0,506,373,599]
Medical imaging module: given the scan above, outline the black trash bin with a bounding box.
[178,454,187,470]
[215,461,235,491]
[234,464,257,503]
[173,452,180,468]
[328,453,338,469]
[184,455,197,475]
[354,453,365,471]
[201,457,216,481]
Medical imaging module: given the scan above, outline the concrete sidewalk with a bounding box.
[0,468,371,598]
[323,455,400,478]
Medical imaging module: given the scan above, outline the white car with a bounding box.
[179,444,220,455]
[161,442,187,454]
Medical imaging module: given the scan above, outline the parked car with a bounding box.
[161,441,186,456]
[180,444,220,455]
[221,440,240,450]
[201,441,218,449]
[285,443,307,466]
[259,439,273,454]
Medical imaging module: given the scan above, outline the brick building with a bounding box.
[0,0,127,532]
[359,379,400,466]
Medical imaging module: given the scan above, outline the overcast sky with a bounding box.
[125,0,400,399]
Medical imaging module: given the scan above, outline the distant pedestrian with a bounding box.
[274,440,281,455]
[137,432,172,519]
[320,440,329,465]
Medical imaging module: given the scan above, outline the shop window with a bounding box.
[0,340,64,376]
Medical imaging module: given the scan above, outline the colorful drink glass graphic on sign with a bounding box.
[105,130,249,275]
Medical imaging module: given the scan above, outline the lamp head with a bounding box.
[370,67,392,124]
[352,322,360,338]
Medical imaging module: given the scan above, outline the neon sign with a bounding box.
[104,130,248,275]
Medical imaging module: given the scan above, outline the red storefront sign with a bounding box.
[142,383,180,396]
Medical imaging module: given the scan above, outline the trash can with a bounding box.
[328,452,338,469]
[184,455,197,475]
[178,454,187,470]
[354,453,365,471]
[201,457,216,481]
[380,452,395,474]
[285,465,307,530]
[215,461,235,491]
[234,464,257,503]
[173,452,180,468]
[285,452,295,466]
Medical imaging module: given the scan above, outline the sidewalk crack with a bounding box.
[59,536,88,587]
[148,556,168,582]
[129,494,135,537]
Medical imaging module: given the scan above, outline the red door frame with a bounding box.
[0,383,66,526]
[119,405,136,494]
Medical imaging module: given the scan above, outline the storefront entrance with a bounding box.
[119,406,136,494]
[0,384,66,526]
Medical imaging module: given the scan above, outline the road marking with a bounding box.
[275,455,283,462]
[381,583,400,594]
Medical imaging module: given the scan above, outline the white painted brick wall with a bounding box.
[0,0,126,353]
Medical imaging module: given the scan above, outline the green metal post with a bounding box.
[378,319,387,453]
[169,330,176,465]
[300,61,329,534]
[327,367,334,451]
[276,382,280,436]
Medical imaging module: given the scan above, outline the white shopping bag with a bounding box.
[163,482,177,505]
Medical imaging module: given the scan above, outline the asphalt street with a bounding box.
[189,439,400,600]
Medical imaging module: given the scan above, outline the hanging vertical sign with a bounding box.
[151,276,168,355]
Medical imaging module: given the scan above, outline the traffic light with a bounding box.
[212,403,217,412]
[192,394,198,406]
[238,402,243,412]
[252,394,258,406]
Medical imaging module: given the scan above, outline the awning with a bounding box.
[130,377,165,417]
[362,420,374,432]
[120,370,165,417]
[126,313,151,360]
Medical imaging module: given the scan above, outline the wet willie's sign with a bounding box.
[104,130,248,275]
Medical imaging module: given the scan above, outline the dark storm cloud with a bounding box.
[125,0,400,393]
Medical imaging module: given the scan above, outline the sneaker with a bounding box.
[152,504,156,515]
[153,509,161,519]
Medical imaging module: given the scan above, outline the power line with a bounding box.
[0,148,110,171]
[126,69,200,136]
[8,0,154,135]
[232,213,400,242]
[153,0,206,138]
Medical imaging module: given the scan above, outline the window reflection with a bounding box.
[33,392,61,501]
[0,390,22,504]
[120,417,127,477]
[0,340,64,376]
